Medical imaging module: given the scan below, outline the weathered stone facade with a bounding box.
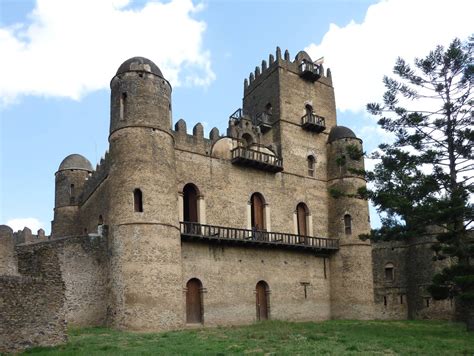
[0,48,454,351]
[372,236,455,320]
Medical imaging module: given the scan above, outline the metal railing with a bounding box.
[301,113,325,128]
[229,108,243,120]
[254,112,273,126]
[231,146,283,168]
[299,60,321,76]
[180,222,339,251]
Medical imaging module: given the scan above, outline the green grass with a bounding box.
[24,320,474,355]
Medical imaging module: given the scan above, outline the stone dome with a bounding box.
[328,126,357,143]
[58,154,93,172]
[116,57,163,77]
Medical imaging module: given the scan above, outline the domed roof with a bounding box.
[58,154,93,172]
[116,57,163,77]
[328,126,357,143]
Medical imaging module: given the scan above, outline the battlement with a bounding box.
[173,118,221,155]
[244,47,332,96]
[80,151,111,203]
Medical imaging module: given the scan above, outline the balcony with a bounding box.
[231,146,283,173]
[301,113,326,133]
[180,222,339,254]
[299,60,322,81]
[254,112,273,133]
[229,108,243,120]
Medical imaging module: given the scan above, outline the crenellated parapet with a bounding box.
[172,118,216,155]
[80,152,111,203]
[244,47,332,96]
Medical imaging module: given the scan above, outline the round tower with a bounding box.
[327,126,375,319]
[52,154,92,237]
[107,57,183,330]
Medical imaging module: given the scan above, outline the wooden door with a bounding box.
[186,279,202,324]
[251,194,264,230]
[184,184,198,223]
[256,281,268,321]
[297,203,307,236]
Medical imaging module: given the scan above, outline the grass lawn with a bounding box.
[25,320,473,355]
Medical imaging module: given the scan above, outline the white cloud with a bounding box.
[306,0,473,114]
[0,0,215,105]
[6,218,45,233]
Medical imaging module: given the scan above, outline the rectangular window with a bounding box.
[120,92,127,120]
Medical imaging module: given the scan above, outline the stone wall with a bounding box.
[181,241,331,325]
[372,237,455,320]
[0,241,67,354]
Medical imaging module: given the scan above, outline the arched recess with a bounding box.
[256,280,270,321]
[296,203,309,236]
[242,133,253,148]
[250,193,266,231]
[134,188,143,212]
[186,278,203,324]
[307,155,315,177]
[183,183,199,223]
[305,103,313,117]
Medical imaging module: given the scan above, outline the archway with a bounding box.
[186,278,203,324]
[183,184,199,223]
[251,193,265,231]
[256,280,269,321]
[296,203,309,236]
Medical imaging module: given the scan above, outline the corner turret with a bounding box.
[327,126,375,319]
[110,57,172,136]
[52,154,92,237]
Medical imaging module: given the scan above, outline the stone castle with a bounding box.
[0,48,453,352]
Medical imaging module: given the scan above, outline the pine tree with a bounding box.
[365,36,474,327]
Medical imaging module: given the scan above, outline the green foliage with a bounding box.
[329,188,345,199]
[24,320,474,355]
[335,155,346,167]
[346,144,365,161]
[365,36,474,306]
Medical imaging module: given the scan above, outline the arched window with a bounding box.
[344,214,352,235]
[265,103,272,115]
[186,278,203,324]
[256,280,270,321]
[385,263,394,281]
[183,184,199,223]
[134,188,143,212]
[251,193,265,230]
[307,155,315,177]
[305,104,313,117]
[242,133,253,148]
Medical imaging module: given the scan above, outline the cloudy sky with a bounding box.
[0,0,472,233]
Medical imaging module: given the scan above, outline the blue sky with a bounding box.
[0,0,472,234]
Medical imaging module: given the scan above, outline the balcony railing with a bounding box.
[180,222,339,253]
[299,60,321,81]
[254,112,273,133]
[229,108,243,120]
[231,146,283,173]
[301,113,326,133]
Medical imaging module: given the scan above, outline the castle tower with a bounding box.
[107,57,183,330]
[327,126,375,319]
[52,154,92,237]
[242,49,336,175]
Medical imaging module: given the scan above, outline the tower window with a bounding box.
[183,184,199,223]
[385,263,394,281]
[344,214,352,235]
[307,155,315,177]
[296,202,309,236]
[242,133,253,148]
[120,92,127,120]
[134,188,143,212]
[305,104,313,118]
[383,296,387,307]
[251,193,265,231]
[69,184,75,203]
[265,103,272,115]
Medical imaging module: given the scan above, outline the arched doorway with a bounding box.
[183,184,199,223]
[296,203,309,236]
[186,278,203,324]
[256,280,269,321]
[251,193,265,231]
